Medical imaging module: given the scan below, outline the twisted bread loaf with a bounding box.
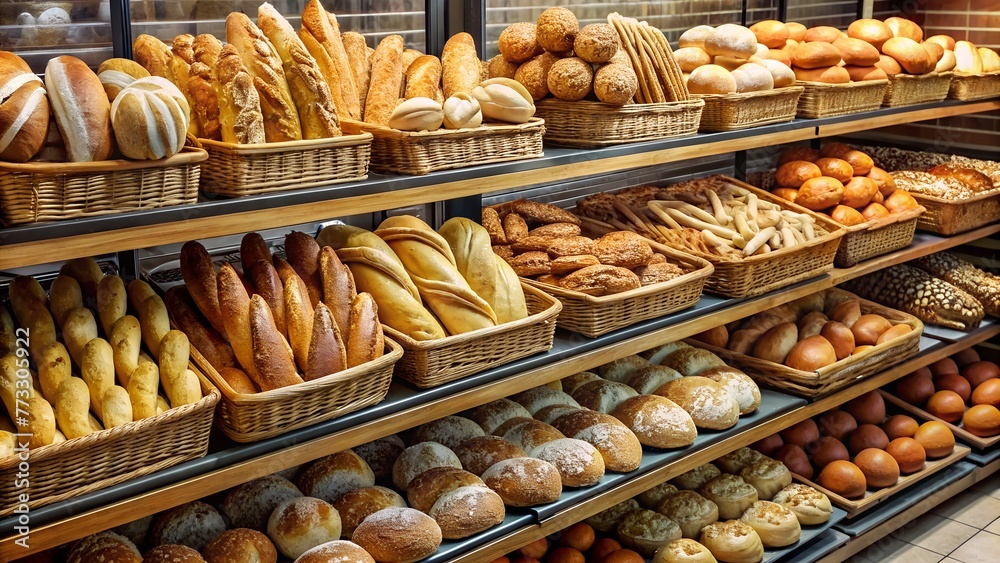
[843,264,983,330]
[913,252,1000,317]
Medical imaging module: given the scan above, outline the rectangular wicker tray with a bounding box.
[910,188,1000,235]
[341,118,544,175]
[688,289,924,397]
[0,146,206,226]
[196,133,372,197]
[661,177,847,298]
[521,244,713,338]
[188,336,403,442]
[532,98,704,147]
[881,390,1000,450]
[949,71,1000,101]
[694,86,804,132]
[792,444,970,517]
[384,283,561,388]
[0,365,218,516]
[796,79,889,118]
[883,72,953,107]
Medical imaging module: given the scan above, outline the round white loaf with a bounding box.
[532,437,605,487]
[111,76,189,160]
[267,496,342,559]
[293,540,375,563]
[392,442,462,491]
[413,416,485,450]
[298,450,376,504]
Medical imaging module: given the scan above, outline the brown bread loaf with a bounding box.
[320,245,356,337]
[249,295,304,390]
[364,35,405,125]
[306,303,347,379]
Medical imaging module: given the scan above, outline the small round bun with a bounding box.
[740,459,793,500]
[617,508,683,558]
[638,482,680,510]
[817,460,867,498]
[805,26,844,43]
[814,157,854,182]
[671,463,722,491]
[481,457,562,506]
[536,7,579,54]
[687,65,737,95]
[883,37,933,74]
[143,545,205,563]
[575,23,619,64]
[751,21,790,49]
[298,451,375,504]
[793,65,850,84]
[699,520,764,563]
[453,435,527,476]
[499,23,542,63]
[914,421,955,458]
[152,501,227,551]
[760,59,796,87]
[652,538,716,563]
[392,442,462,491]
[655,491,719,539]
[776,160,822,188]
[715,447,765,474]
[853,448,900,488]
[732,63,774,92]
[595,62,639,105]
[848,19,894,50]
[413,416,485,450]
[333,486,407,539]
[487,55,519,79]
[964,404,1000,438]
[679,26,716,49]
[514,52,558,101]
[792,42,843,69]
[352,507,442,563]
[699,474,759,520]
[886,437,926,474]
[293,540,375,563]
[202,529,277,563]
[740,501,801,547]
[834,37,881,66]
[267,496,342,560]
[886,17,924,42]
[705,24,759,59]
[675,47,712,73]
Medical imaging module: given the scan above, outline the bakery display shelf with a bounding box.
[920,319,1000,343]
[443,325,1000,563]
[882,389,1000,451]
[422,514,537,563]
[1,99,998,270]
[528,390,806,520]
[792,445,972,517]
[965,444,1000,466]
[765,507,848,563]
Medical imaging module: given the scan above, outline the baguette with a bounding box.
[364,35,405,125]
[164,286,238,371]
[320,245,356,337]
[127,279,157,312]
[215,43,267,144]
[240,232,273,268]
[59,257,104,299]
[284,273,315,372]
[37,341,71,404]
[305,302,347,380]
[300,0,361,120]
[274,256,299,286]
[63,307,98,366]
[249,294,305,390]
[342,31,372,117]
[137,295,170,358]
[9,276,48,322]
[190,34,223,141]
[49,275,82,328]
[347,292,384,368]
[258,2,341,139]
[285,231,324,306]
[180,241,227,338]
[0,306,13,358]
[442,33,482,98]
[81,338,114,418]
[317,224,445,340]
[110,315,141,387]
[194,33,224,66]
[218,366,260,394]
[96,275,127,338]
[158,330,192,407]
[405,55,444,103]
[101,385,133,428]
[375,216,498,334]
[55,377,94,439]
[168,37,198,137]
[218,263,260,382]
[127,362,160,420]
[226,12,302,142]
[133,34,174,80]
[245,259,287,336]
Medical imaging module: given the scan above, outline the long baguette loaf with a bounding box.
[258,2,340,139]
[188,34,224,141]
[127,279,156,312]
[375,216,498,334]
[284,273,315,373]
[342,31,372,117]
[9,276,47,322]
[226,12,302,142]
[347,292,384,368]
[164,287,238,372]
[441,33,482,98]
[133,34,174,81]
[405,55,444,103]
[137,295,170,358]
[0,306,14,358]
[438,217,528,324]
[300,0,361,120]
[320,245,356,338]
[249,294,305,390]
[180,241,227,338]
[81,338,114,418]
[306,302,347,380]
[55,377,95,439]
[364,35,405,125]
[218,263,261,383]
[245,259,287,336]
[240,232,273,268]
[286,231,324,306]
[215,43,266,144]
[317,225,445,341]
[169,35,198,137]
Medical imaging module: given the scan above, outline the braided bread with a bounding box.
[913,252,1000,317]
[842,264,983,330]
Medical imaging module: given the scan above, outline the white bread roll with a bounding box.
[740,500,800,547]
[429,485,505,539]
[482,457,562,506]
[44,55,114,162]
[388,96,444,131]
[532,437,605,487]
[267,496,342,559]
[699,520,764,563]
[679,26,715,49]
[442,92,482,129]
[935,49,957,72]
[955,41,984,74]
[674,47,712,73]
[351,507,442,563]
[0,51,49,162]
[760,59,797,87]
[471,78,535,124]
[705,24,758,59]
[732,63,774,92]
[111,76,190,160]
[686,65,737,94]
[980,47,1000,72]
[699,475,758,520]
[297,450,376,503]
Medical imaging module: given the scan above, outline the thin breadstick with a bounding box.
[651,200,720,225]
[613,199,657,235]
[706,189,729,224]
[665,208,738,238]
[647,23,689,101]
[609,15,649,104]
[610,218,635,232]
[744,227,777,256]
[734,212,754,240]
[647,204,683,230]
[635,23,672,102]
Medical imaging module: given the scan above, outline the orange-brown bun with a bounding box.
[845,65,889,82]
[885,437,925,473]
[965,405,1000,437]
[841,150,874,175]
[751,21,789,49]
[785,335,837,371]
[773,188,799,203]
[922,42,944,65]
[914,421,954,458]
[866,167,896,197]
[926,390,965,423]
[935,372,972,403]
[848,424,889,456]
[817,460,866,498]
[819,142,853,159]
[792,42,844,69]
[814,158,854,183]
[854,448,900,488]
[844,390,886,425]
[883,414,919,440]
[705,24,759,59]
[877,324,912,345]
[874,54,903,76]
[925,35,956,51]
[793,65,850,84]
[833,37,881,66]
[775,444,813,479]
[805,26,844,44]
[786,23,808,42]
[851,314,892,346]
[818,410,857,441]
[885,17,924,43]
[862,203,890,221]
[884,190,921,213]
[775,160,822,188]
[780,418,820,447]
[962,361,1000,390]
[848,19,894,51]
[841,177,879,208]
[831,205,866,226]
[795,177,845,211]
[882,37,933,74]
[765,49,792,67]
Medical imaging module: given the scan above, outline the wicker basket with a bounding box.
[694,87,804,131]
[911,188,1000,235]
[949,71,1000,101]
[689,289,923,397]
[0,366,218,516]
[796,79,889,118]
[532,98,704,147]
[196,134,372,197]
[189,339,403,442]
[0,147,206,226]
[883,72,954,107]
[834,207,923,267]
[384,284,561,388]
[522,246,713,338]
[660,178,846,298]
[341,118,544,175]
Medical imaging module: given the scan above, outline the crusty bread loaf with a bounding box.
[250,294,304,390]
[442,32,482,99]
[133,34,173,80]
[226,12,302,142]
[201,528,278,563]
[364,35,405,125]
[164,287,238,372]
[266,496,341,559]
[215,43,266,144]
[66,531,142,563]
[342,31,372,117]
[453,435,527,476]
[414,415,485,451]
[245,258,286,336]
[283,272,315,372]
[481,456,562,506]
[353,433,404,481]
[656,376,739,430]
[151,501,227,551]
[218,263,260,382]
[97,58,149,105]
[319,246,356,338]
[333,485,407,539]
[223,474,303,532]
[611,395,697,449]
[285,231,324,307]
[180,241,227,338]
[44,55,114,162]
[295,540,374,563]
[257,2,340,139]
[0,51,50,162]
[352,507,442,563]
[405,55,445,103]
[407,466,484,513]
[346,292,384,368]
[300,0,361,120]
[551,408,643,472]
[306,302,346,379]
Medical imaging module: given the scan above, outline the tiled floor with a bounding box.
[847,473,1000,563]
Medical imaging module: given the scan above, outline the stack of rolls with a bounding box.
[316,215,530,342]
[848,18,1000,77]
[676,22,798,95]
[0,257,204,458]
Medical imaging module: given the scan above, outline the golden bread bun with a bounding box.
[785,335,838,371]
[964,404,1000,437]
[771,484,832,525]
[935,49,957,72]
[536,7,579,54]
[699,520,764,563]
[885,437,926,474]
[845,64,889,81]
[831,205,866,226]
[679,26,715,50]
[732,63,774,92]
[926,35,957,51]
[817,460,866,498]
[848,19,894,50]
[833,37,881,66]
[796,176,845,210]
[805,26,845,43]
[675,47,712,72]
[820,321,855,360]
[759,59,796,87]
[793,65,850,83]
[574,23,619,64]
[699,474,759,521]
[785,23,808,42]
[595,63,639,105]
[883,37,933,74]
[687,64,737,94]
[739,500,801,548]
[514,52,559,101]
[814,157,854,182]
[499,23,542,63]
[854,448,900,488]
[751,21,789,49]
[792,42,843,69]
[841,176,879,208]
[705,24,759,59]
[885,17,924,42]
[547,57,594,101]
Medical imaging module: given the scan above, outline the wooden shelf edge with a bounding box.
[817,100,1000,137]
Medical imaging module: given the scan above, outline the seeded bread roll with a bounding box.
[297,450,376,504]
[740,459,792,500]
[551,409,643,472]
[771,483,833,525]
[547,57,594,101]
[513,52,559,101]
[392,442,462,491]
[587,498,641,533]
[499,22,542,63]
[653,538,717,563]
[611,395,697,449]
[699,520,764,563]
[67,531,142,563]
[617,508,683,558]
[740,500,800,547]
[143,544,205,563]
[481,457,563,506]
[656,490,720,539]
[575,23,619,63]
[594,62,639,105]
[536,7,578,54]
[333,485,407,539]
[656,377,740,430]
[354,434,405,482]
[715,447,765,475]
[352,507,442,563]
[150,501,227,551]
[672,463,722,491]
[453,435,528,476]
[638,482,679,510]
[699,474,759,520]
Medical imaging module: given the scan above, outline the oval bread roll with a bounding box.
[793,65,850,83]
[655,490,720,539]
[333,485,407,539]
[686,64,737,94]
[699,474,759,520]
[551,409,643,472]
[352,507,442,563]
[298,450,376,503]
[705,24,758,59]
[611,395,697,449]
[481,457,562,506]
[392,442,462,491]
[656,377,739,430]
